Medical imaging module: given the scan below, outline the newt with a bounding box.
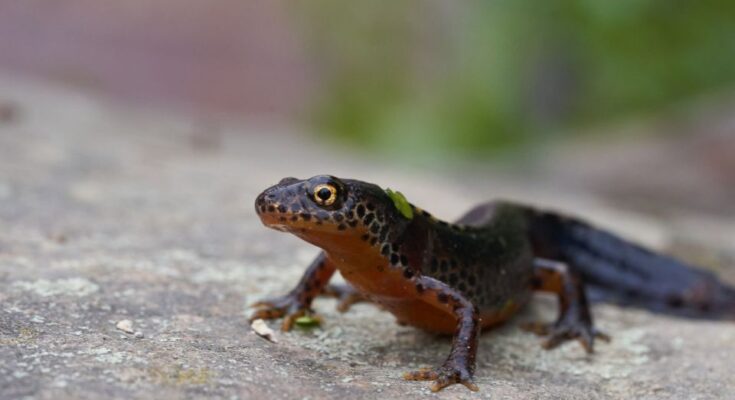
[251,175,735,392]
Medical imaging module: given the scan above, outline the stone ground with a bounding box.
[1,76,734,400]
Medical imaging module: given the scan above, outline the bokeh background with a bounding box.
[2,3,735,399]
[1,0,734,213]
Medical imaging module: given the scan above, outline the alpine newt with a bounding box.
[251,175,735,392]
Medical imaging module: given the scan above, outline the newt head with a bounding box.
[255,175,411,252]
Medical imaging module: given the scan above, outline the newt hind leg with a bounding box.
[523,258,610,353]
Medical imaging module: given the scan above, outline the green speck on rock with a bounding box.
[294,315,321,328]
[385,188,413,219]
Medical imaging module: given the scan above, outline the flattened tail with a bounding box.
[523,207,735,321]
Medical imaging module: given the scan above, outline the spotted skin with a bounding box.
[251,175,735,392]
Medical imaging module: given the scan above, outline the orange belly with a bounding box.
[334,252,528,335]
[373,295,527,334]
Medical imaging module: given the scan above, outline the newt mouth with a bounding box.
[267,223,289,232]
[256,211,290,231]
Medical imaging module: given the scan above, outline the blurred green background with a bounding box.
[1,0,734,161]
[297,0,735,157]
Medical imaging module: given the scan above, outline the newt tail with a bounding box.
[526,208,735,320]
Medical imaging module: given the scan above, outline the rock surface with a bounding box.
[1,77,734,399]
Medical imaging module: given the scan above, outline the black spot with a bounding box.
[363,213,375,225]
[356,204,366,218]
[370,223,380,234]
[259,205,266,213]
[415,283,425,293]
[391,243,400,252]
[438,293,449,303]
[277,204,287,213]
[458,283,467,292]
[667,295,684,308]
[390,254,400,265]
[346,210,354,220]
[421,210,431,217]
[334,214,344,222]
[400,255,408,266]
[337,224,347,231]
[370,237,378,245]
[267,205,275,212]
[279,216,286,222]
[361,234,370,241]
[381,244,390,256]
[366,203,376,211]
[348,220,358,227]
[290,215,299,222]
[302,213,312,221]
[403,269,414,279]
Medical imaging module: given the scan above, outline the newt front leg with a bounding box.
[403,276,481,392]
[250,252,336,330]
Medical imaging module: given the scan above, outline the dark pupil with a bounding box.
[317,187,333,201]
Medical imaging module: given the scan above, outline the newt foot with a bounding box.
[521,320,610,353]
[250,294,315,331]
[403,364,479,392]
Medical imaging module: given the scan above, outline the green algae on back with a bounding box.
[385,188,413,219]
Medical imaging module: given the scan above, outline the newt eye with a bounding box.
[313,184,338,206]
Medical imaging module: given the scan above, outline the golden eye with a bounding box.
[313,184,337,206]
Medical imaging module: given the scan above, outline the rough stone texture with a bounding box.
[1,76,734,400]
